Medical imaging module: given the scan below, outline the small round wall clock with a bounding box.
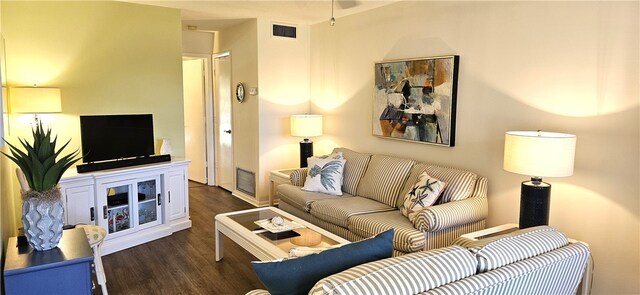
[236,82,245,103]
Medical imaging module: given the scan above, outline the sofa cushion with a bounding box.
[398,163,478,207]
[311,245,476,295]
[332,147,372,195]
[348,210,425,253]
[356,154,415,207]
[278,184,352,213]
[310,196,395,228]
[453,226,569,273]
[251,229,394,295]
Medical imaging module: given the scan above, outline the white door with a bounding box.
[182,58,207,183]
[214,52,233,191]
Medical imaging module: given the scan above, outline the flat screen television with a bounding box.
[80,114,155,163]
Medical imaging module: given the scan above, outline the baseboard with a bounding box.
[170,219,193,232]
[102,225,173,255]
[231,190,259,207]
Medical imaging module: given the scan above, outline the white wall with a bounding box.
[218,19,311,205]
[310,2,639,294]
[257,19,310,203]
[218,19,259,200]
[182,30,214,54]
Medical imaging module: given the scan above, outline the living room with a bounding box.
[0,1,638,294]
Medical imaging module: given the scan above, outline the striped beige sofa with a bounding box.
[247,226,591,295]
[277,147,488,256]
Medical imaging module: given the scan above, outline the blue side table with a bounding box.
[4,228,94,295]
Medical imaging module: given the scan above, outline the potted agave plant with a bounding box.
[2,122,80,251]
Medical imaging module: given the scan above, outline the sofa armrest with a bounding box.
[414,197,488,232]
[245,290,270,295]
[289,168,308,186]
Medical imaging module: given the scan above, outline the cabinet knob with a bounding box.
[103,205,108,219]
[224,129,232,134]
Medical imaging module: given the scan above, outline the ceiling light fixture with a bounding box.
[330,0,336,26]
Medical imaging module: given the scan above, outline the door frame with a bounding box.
[182,53,215,186]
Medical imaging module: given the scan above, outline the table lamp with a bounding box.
[290,114,323,168]
[503,130,576,229]
[9,86,62,124]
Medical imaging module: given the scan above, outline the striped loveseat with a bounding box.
[247,226,591,295]
[277,147,488,256]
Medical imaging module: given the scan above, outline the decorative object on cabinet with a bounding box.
[503,131,577,229]
[9,85,61,125]
[290,114,323,167]
[1,122,81,251]
[160,138,172,155]
[373,55,459,147]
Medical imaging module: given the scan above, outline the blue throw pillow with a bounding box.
[251,229,394,295]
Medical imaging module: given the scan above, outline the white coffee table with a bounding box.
[215,207,350,261]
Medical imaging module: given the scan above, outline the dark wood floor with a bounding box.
[102,182,264,295]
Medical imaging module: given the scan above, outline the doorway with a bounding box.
[182,55,214,185]
[213,52,234,191]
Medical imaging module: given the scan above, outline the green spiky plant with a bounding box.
[2,122,81,193]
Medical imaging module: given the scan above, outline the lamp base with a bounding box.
[299,139,313,168]
[519,179,551,229]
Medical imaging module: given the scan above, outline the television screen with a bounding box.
[80,114,155,163]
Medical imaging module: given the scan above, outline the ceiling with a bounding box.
[121,0,398,30]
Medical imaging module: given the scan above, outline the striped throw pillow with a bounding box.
[400,172,447,222]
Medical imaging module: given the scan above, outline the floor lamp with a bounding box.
[290,114,323,168]
[503,131,576,229]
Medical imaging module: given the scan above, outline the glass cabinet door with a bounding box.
[137,178,161,228]
[106,184,132,234]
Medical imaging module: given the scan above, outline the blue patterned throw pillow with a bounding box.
[301,158,346,195]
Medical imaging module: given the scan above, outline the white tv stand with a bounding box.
[59,159,192,255]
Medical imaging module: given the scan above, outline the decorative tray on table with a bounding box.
[254,218,305,233]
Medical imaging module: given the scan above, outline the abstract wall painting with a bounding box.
[373,56,459,147]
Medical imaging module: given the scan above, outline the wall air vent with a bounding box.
[272,24,297,39]
[236,167,256,197]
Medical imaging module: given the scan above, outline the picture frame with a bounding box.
[373,55,459,147]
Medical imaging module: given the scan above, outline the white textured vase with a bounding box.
[160,138,172,155]
[22,189,65,251]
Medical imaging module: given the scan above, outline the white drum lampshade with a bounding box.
[9,87,62,125]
